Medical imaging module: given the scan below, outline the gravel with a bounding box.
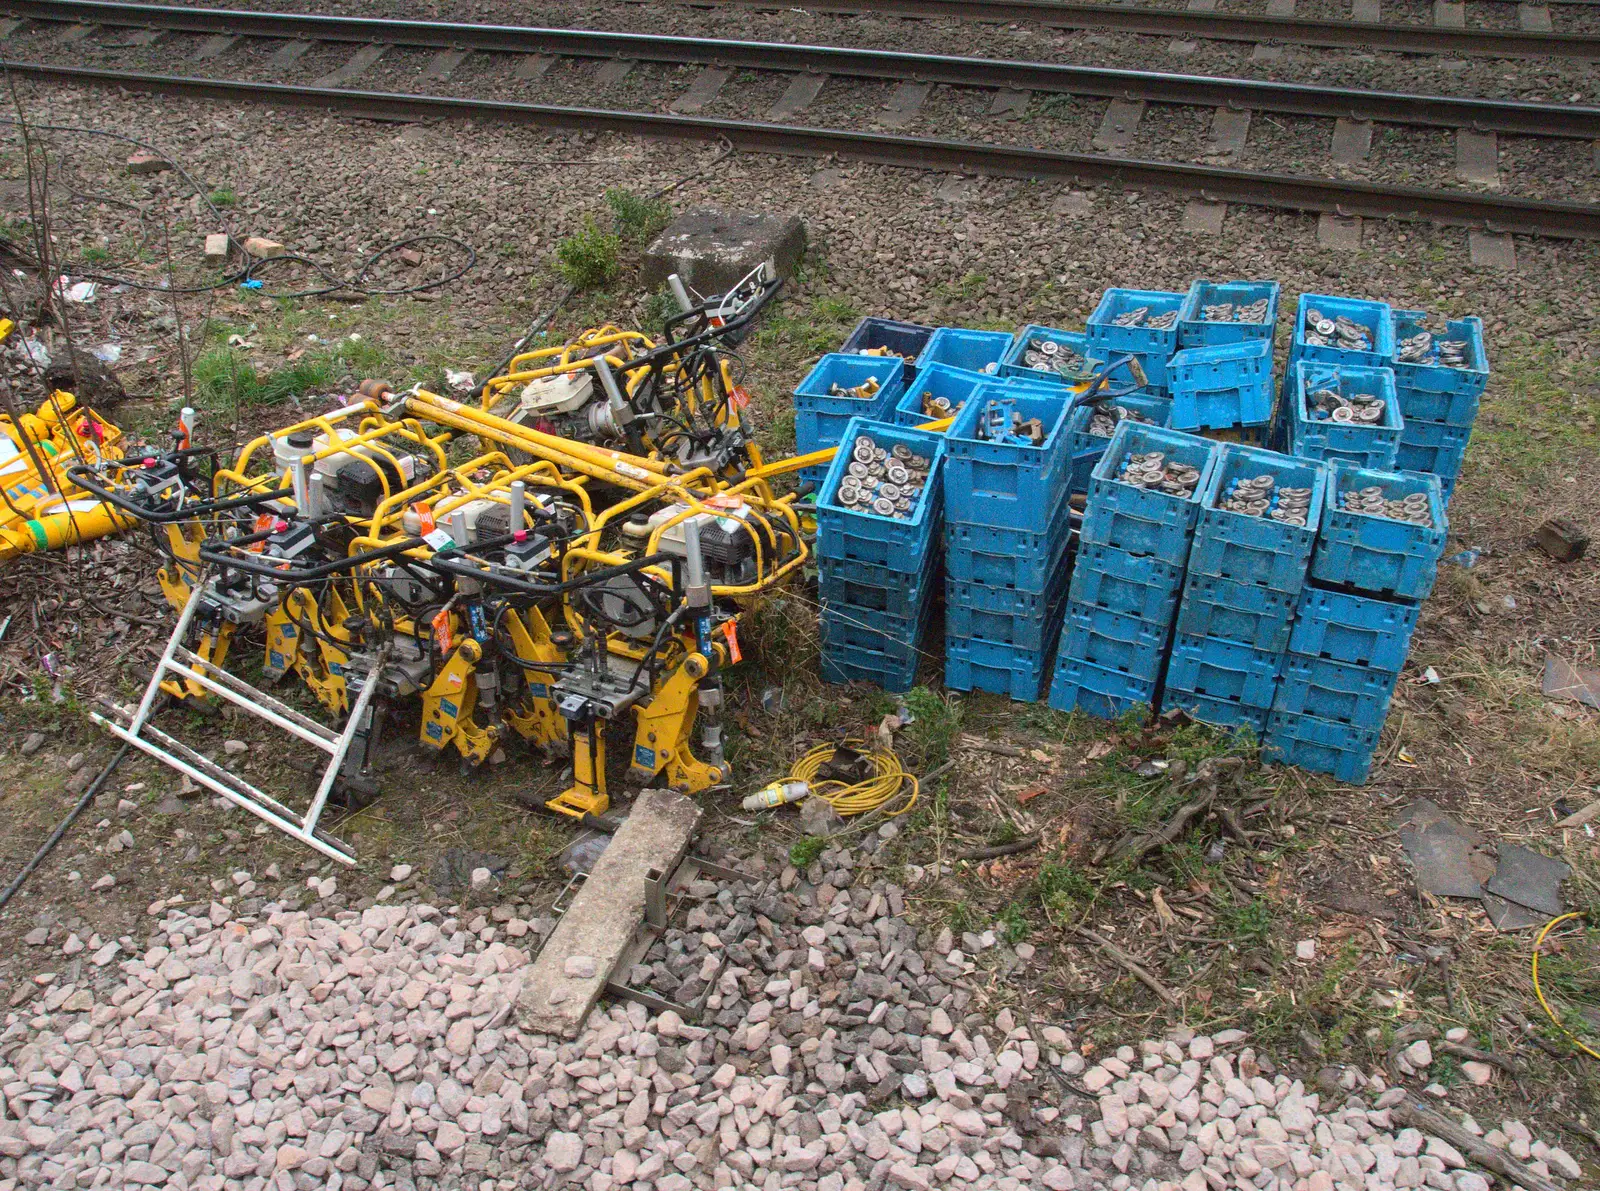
[0,848,1586,1190]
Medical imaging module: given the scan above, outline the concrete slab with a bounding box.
[270,39,313,68]
[57,23,95,43]
[1468,230,1516,270]
[935,176,978,203]
[642,207,807,294]
[989,88,1030,117]
[0,19,21,39]
[1351,0,1380,21]
[514,53,555,80]
[1208,107,1252,156]
[1433,0,1465,26]
[312,44,388,87]
[1330,118,1373,165]
[518,790,701,1038]
[191,33,237,60]
[1251,44,1284,62]
[1182,200,1226,235]
[1317,213,1362,251]
[1456,129,1499,187]
[880,81,932,129]
[809,167,845,191]
[1485,844,1569,916]
[1054,189,1094,217]
[595,58,637,86]
[1267,0,1296,13]
[1094,99,1145,154]
[1187,0,1218,9]
[420,48,471,83]
[670,66,732,113]
[1518,3,1552,30]
[1167,39,1199,55]
[769,73,827,120]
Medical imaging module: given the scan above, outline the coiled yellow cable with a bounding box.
[786,741,918,818]
[1532,911,1599,1061]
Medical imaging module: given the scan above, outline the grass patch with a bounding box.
[81,245,111,264]
[555,216,621,290]
[209,188,237,208]
[997,902,1029,944]
[190,337,387,412]
[1035,857,1096,923]
[898,686,962,770]
[788,835,826,868]
[605,188,672,245]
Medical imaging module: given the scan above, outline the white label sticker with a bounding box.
[423,528,455,551]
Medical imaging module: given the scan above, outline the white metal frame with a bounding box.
[92,585,380,865]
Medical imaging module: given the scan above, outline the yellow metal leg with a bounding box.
[547,717,608,818]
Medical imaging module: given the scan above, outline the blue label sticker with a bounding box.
[267,650,286,672]
[282,624,297,638]
[529,683,549,700]
[635,745,656,769]
[425,721,444,741]
[439,698,458,719]
[330,661,346,676]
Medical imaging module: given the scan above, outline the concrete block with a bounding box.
[243,237,285,260]
[641,208,805,295]
[203,234,231,264]
[126,152,171,176]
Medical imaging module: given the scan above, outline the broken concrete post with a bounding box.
[641,208,805,296]
[203,234,231,265]
[1534,516,1588,562]
[242,236,285,260]
[126,152,171,175]
[398,247,424,267]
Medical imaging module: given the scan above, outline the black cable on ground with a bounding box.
[0,738,132,912]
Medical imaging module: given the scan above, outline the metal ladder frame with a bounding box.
[92,585,381,865]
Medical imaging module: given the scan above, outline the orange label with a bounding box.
[721,619,742,665]
[728,386,752,412]
[249,513,274,553]
[431,609,453,655]
[415,502,436,535]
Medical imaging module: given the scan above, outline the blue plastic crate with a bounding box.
[1203,423,1270,448]
[916,327,1014,377]
[1394,385,1480,430]
[1179,280,1280,349]
[1087,287,1192,362]
[1263,711,1378,785]
[1291,293,1394,369]
[1275,653,1398,730]
[1160,688,1268,735]
[1068,541,1184,622]
[1176,573,1296,653]
[1388,311,1488,399]
[1081,422,1220,565]
[891,363,989,427]
[821,646,918,693]
[1288,360,1402,471]
[1001,326,1095,385]
[822,605,927,660]
[1311,464,1447,601]
[946,584,1068,652]
[839,316,936,376]
[1395,420,1471,480]
[945,504,1073,592]
[1065,392,1174,494]
[819,557,936,621]
[944,387,1074,531]
[793,354,905,454]
[946,633,1058,703]
[1291,587,1418,671]
[1165,634,1282,710]
[1057,602,1169,681]
[1166,338,1274,432]
[816,417,945,571]
[1048,656,1156,720]
[1189,444,1327,594]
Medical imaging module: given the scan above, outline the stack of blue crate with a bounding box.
[1050,423,1219,718]
[1063,390,1174,496]
[1086,287,1194,395]
[1264,464,1448,783]
[816,416,946,693]
[917,326,1015,377]
[1170,279,1279,444]
[839,316,936,376]
[1286,359,1403,471]
[943,386,1075,702]
[1164,443,1328,734]
[1387,310,1488,505]
[1276,292,1393,451]
[793,354,906,487]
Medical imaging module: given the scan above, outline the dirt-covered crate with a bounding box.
[793,354,905,454]
[1001,326,1097,385]
[1080,422,1218,565]
[820,607,930,694]
[1394,420,1470,484]
[1310,464,1446,601]
[1160,688,1269,735]
[1288,587,1419,672]
[1288,360,1402,471]
[1188,444,1327,594]
[1179,280,1280,349]
[1290,293,1394,369]
[946,632,1059,703]
[1167,339,1274,432]
[915,327,1014,377]
[1388,311,1488,400]
[945,507,1073,591]
[946,580,1069,652]
[1068,541,1184,623]
[1175,573,1296,653]
[1164,633,1281,710]
[1048,656,1156,720]
[838,316,936,378]
[1274,654,1399,731]
[943,387,1074,531]
[816,417,944,572]
[1056,601,1170,682]
[1263,711,1379,785]
[1065,392,1174,494]
[818,556,937,622]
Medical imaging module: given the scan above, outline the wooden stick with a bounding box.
[955,835,1041,862]
[961,735,1026,758]
[1391,1100,1563,1191]
[1554,797,1600,829]
[1076,926,1178,1006]
[1436,1039,1520,1075]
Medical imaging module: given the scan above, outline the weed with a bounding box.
[209,188,237,208]
[640,287,681,333]
[605,189,672,244]
[989,821,1021,846]
[899,686,962,769]
[788,836,826,868]
[81,245,111,265]
[1035,858,1096,922]
[1217,898,1276,947]
[555,217,621,290]
[997,902,1029,944]
[947,900,980,934]
[190,339,380,413]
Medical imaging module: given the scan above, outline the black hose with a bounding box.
[0,740,133,912]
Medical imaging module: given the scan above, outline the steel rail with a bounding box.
[7,0,1599,138]
[6,61,1598,238]
[692,0,1600,58]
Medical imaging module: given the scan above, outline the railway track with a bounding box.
[0,2,1596,239]
[6,0,1599,138]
